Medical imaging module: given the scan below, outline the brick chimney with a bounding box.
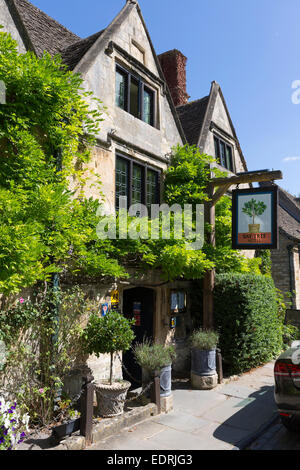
[158,49,190,107]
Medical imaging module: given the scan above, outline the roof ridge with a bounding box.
[176,96,209,109]
[63,29,105,52]
[13,0,80,39]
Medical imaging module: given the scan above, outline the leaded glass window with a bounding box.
[143,87,153,125]
[115,65,155,127]
[116,157,129,209]
[146,169,158,209]
[115,69,127,110]
[214,136,235,172]
[132,164,143,205]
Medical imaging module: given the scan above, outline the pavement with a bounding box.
[87,361,278,451]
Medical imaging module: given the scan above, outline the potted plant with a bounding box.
[82,311,135,418]
[133,340,176,397]
[242,198,267,233]
[190,329,219,389]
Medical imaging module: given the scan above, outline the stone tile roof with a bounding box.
[9,0,80,56]
[61,30,105,70]
[176,96,209,146]
[260,182,300,241]
[278,187,300,241]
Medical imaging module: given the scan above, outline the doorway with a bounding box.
[122,287,155,387]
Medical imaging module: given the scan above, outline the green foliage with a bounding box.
[164,146,265,276]
[214,273,283,375]
[190,329,219,350]
[82,311,135,385]
[164,145,216,207]
[82,311,135,357]
[0,28,127,295]
[133,339,176,372]
[0,285,96,425]
[255,250,272,277]
[275,288,300,348]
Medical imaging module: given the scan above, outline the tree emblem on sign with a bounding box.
[242,198,267,233]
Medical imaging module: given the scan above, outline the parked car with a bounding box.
[274,341,300,431]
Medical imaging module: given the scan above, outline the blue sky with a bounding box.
[31,0,300,196]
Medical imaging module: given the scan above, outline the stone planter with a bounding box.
[142,364,172,397]
[248,223,260,233]
[191,348,218,390]
[94,380,131,418]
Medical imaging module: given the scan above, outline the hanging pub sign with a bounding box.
[232,186,278,250]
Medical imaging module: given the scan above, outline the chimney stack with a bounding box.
[158,49,189,107]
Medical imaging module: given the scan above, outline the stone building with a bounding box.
[259,183,300,310]
[158,50,248,180]
[0,0,255,385]
[0,0,193,383]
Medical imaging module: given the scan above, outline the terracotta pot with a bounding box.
[248,224,260,233]
[94,380,131,418]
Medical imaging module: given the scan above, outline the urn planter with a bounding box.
[94,380,131,418]
[189,329,219,390]
[142,364,172,397]
[191,348,216,377]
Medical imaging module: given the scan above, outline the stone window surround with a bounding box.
[115,62,157,128]
[211,127,236,173]
[115,151,161,210]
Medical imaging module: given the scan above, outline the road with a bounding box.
[248,418,300,450]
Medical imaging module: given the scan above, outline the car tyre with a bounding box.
[280,415,300,432]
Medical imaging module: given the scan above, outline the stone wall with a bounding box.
[0,0,26,53]
[271,232,300,309]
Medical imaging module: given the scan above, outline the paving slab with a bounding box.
[88,361,278,451]
[153,411,210,433]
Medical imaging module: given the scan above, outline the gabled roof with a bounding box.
[4,0,186,144]
[61,30,105,71]
[5,0,80,56]
[176,81,248,171]
[176,96,209,147]
[260,183,300,242]
[278,187,300,241]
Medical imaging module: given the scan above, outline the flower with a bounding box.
[38,388,44,394]
[19,298,25,304]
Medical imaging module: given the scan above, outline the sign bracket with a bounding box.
[203,169,283,330]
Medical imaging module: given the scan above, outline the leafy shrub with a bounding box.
[82,311,135,385]
[0,285,96,426]
[190,329,219,350]
[214,273,283,375]
[133,340,176,372]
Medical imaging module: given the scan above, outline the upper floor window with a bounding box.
[115,65,155,127]
[214,135,234,172]
[115,155,160,211]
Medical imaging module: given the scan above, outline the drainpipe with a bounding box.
[287,244,296,309]
[51,147,62,347]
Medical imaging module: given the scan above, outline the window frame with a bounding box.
[115,153,161,210]
[115,64,156,127]
[213,135,235,172]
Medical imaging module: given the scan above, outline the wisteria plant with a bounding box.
[0,398,29,450]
